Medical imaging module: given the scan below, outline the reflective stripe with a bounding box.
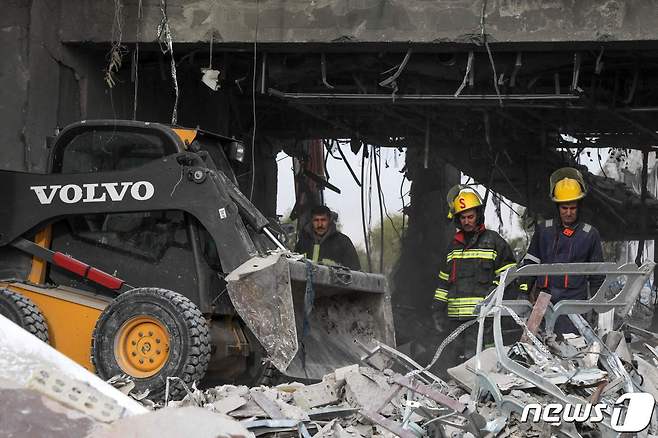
[447,249,497,261]
[312,244,320,262]
[446,296,485,317]
[495,263,516,275]
[447,307,479,317]
[493,280,500,285]
[523,253,541,264]
[434,288,448,302]
[438,271,450,281]
[519,283,529,291]
[449,297,485,303]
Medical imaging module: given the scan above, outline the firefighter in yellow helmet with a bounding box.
[520,168,604,335]
[433,185,517,365]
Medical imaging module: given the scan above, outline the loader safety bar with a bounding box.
[11,238,130,291]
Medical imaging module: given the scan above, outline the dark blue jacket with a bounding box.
[522,219,604,301]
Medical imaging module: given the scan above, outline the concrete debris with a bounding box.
[212,394,248,415]
[5,264,658,437]
[293,374,341,409]
[95,407,252,438]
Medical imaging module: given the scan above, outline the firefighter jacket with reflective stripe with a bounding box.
[433,226,517,319]
[295,222,361,271]
[520,219,604,301]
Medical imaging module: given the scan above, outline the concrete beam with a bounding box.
[60,0,658,46]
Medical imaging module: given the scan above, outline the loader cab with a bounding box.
[44,120,241,310]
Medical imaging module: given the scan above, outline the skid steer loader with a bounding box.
[0,120,394,399]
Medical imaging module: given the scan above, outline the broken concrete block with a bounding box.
[225,398,267,418]
[277,401,309,421]
[335,364,359,383]
[0,388,105,437]
[210,395,247,415]
[359,367,390,389]
[204,385,250,402]
[563,334,588,350]
[250,389,285,419]
[292,374,341,410]
[331,423,362,438]
[344,370,392,413]
[447,347,498,386]
[96,407,252,438]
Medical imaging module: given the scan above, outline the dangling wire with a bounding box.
[373,146,385,273]
[360,148,372,272]
[105,0,126,90]
[157,0,179,124]
[480,0,502,106]
[132,0,142,120]
[249,0,260,201]
[367,148,374,234]
[374,147,401,240]
[400,175,407,231]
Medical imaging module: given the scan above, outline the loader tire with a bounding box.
[240,328,281,386]
[91,288,211,401]
[0,288,49,343]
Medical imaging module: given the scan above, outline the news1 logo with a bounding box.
[521,392,655,433]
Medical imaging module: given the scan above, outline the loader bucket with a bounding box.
[226,252,394,380]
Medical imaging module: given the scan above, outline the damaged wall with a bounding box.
[0,0,65,171]
[59,0,658,46]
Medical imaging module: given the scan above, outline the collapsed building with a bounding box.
[3,1,658,435]
[5,0,658,342]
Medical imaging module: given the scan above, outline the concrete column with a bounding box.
[391,146,459,354]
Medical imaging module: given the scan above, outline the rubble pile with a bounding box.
[128,297,658,437]
[118,313,658,438]
[154,364,476,437]
[4,262,658,437]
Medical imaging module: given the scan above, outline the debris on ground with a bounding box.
[4,262,658,437]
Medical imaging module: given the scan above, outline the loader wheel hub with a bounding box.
[115,317,170,377]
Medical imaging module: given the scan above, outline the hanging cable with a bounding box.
[361,148,372,272]
[249,0,260,201]
[105,0,126,90]
[132,0,142,120]
[322,139,340,159]
[365,147,373,239]
[335,141,362,187]
[373,146,385,273]
[323,141,331,182]
[374,147,401,240]
[157,0,179,124]
[480,0,502,106]
[598,149,609,178]
[400,175,407,231]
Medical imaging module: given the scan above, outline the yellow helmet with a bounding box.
[553,178,585,202]
[550,167,587,203]
[447,185,483,218]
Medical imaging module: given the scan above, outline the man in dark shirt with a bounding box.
[521,167,604,334]
[294,205,361,271]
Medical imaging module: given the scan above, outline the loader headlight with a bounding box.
[229,141,245,163]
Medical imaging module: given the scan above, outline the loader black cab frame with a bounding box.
[46,121,245,316]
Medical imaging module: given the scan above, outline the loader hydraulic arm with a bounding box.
[0,152,266,273]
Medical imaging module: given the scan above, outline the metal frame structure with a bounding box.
[472,262,655,438]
